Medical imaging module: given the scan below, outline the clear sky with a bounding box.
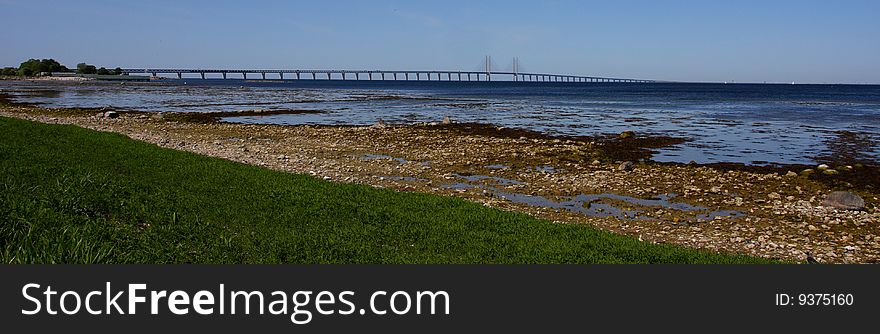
[2,0,879,83]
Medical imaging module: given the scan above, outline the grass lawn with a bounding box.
[0,116,774,263]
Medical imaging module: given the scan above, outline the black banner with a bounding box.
[1,265,876,332]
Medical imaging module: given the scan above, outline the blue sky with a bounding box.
[2,0,879,83]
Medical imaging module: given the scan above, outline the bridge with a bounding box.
[119,68,655,83]
[120,57,656,83]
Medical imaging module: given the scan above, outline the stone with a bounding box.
[785,171,798,177]
[619,130,635,139]
[371,120,386,128]
[768,192,781,199]
[821,191,865,211]
[103,111,119,119]
[822,169,839,175]
[817,164,830,170]
[618,161,634,172]
[591,160,601,165]
[442,116,452,125]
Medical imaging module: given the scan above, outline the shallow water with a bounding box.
[441,179,740,222]
[3,79,879,165]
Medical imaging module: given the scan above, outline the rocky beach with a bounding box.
[2,94,878,264]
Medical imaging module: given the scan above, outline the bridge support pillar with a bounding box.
[279,73,283,80]
[296,72,300,80]
[222,73,226,79]
[242,73,247,79]
[327,73,331,80]
[177,73,182,79]
[200,72,205,79]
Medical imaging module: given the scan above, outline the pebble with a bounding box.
[618,161,634,172]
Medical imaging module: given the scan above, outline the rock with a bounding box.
[821,191,865,211]
[618,161,634,172]
[785,171,798,177]
[322,176,332,181]
[800,169,814,176]
[619,130,635,139]
[371,120,386,128]
[103,111,119,119]
[822,169,839,175]
[768,192,781,199]
[817,164,830,170]
[442,116,452,125]
[591,160,601,165]
[150,112,164,121]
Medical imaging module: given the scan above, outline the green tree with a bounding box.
[1,67,18,76]
[17,58,69,76]
[96,67,111,75]
[76,63,97,74]
[113,67,123,75]
[39,59,69,72]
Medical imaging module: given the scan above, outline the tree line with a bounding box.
[1,59,123,76]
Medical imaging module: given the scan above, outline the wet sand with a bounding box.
[2,98,878,263]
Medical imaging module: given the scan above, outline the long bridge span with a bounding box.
[119,68,656,83]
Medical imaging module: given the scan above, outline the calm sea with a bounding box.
[3,79,879,166]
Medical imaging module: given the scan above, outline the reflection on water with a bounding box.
[3,80,879,165]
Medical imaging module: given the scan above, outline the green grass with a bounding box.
[0,116,774,263]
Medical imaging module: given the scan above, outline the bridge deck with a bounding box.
[119,68,655,83]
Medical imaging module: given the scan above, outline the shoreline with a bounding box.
[1,98,878,263]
